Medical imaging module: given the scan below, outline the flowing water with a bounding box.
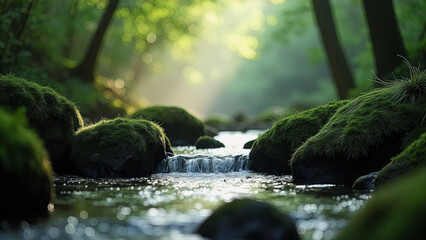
[0,130,371,240]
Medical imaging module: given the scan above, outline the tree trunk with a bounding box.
[312,0,355,99]
[362,0,407,84]
[63,0,79,58]
[74,0,119,83]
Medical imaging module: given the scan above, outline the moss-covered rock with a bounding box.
[335,167,426,240]
[130,106,204,146]
[0,108,53,219]
[291,69,426,184]
[195,136,225,149]
[197,199,300,240]
[249,100,348,175]
[0,75,84,174]
[69,118,172,178]
[375,130,426,188]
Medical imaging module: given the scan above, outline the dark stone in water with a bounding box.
[197,198,300,240]
[352,172,377,191]
[195,136,225,149]
[243,139,256,149]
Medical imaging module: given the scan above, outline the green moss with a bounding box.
[0,75,84,174]
[291,73,426,184]
[335,167,426,240]
[249,100,348,175]
[130,106,204,146]
[197,198,300,240]
[375,131,426,188]
[70,118,172,178]
[195,136,225,149]
[0,108,53,219]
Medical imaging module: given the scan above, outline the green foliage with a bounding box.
[70,118,172,178]
[335,167,426,240]
[0,75,84,173]
[130,106,205,146]
[0,107,53,219]
[291,70,426,184]
[249,100,348,175]
[195,136,225,149]
[197,198,300,240]
[375,131,426,188]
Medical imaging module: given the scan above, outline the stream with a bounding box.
[0,130,371,240]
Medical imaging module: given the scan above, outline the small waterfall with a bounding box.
[157,154,249,173]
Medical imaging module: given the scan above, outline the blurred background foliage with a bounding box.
[0,0,425,122]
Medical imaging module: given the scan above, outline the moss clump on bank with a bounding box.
[197,199,300,240]
[0,75,84,174]
[335,167,426,240]
[70,118,172,178]
[249,100,348,175]
[0,108,53,219]
[291,67,426,184]
[130,106,204,146]
[195,136,225,149]
[375,131,426,188]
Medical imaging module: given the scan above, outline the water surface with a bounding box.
[0,131,370,240]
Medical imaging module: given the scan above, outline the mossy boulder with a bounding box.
[130,106,204,146]
[375,130,426,188]
[249,100,348,175]
[0,75,84,174]
[197,199,300,240]
[0,108,53,219]
[69,118,172,178]
[335,167,426,240]
[291,72,426,184]
[195,136,225,149]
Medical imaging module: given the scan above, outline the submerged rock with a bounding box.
[291,72,426,184]
[130,106,204,146]
[195,136,225,149]
[197,198,300,240]
[375,130,426,188]
[70,118,172,178]
[335,167,426,240]
[0,108,53,219]
[249,100,348,175]
[0,75,84,174]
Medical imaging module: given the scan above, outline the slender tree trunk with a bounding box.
[362,0,407,84]
[74,0,119,83]
[312,0,355,99]
[63,0,79,58]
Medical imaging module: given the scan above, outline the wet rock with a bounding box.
[375,130,426,188]
[130,106,204,146]
[195,136,225,149]
[249,100,348,175]
[335,167,426,240]
[70,118,172,178]
[243,139,256,149]
[0,108,53,220]
[197,198,300,240]
[352,172,377,191]
[0,75,84,174]
[291,73,426,185]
